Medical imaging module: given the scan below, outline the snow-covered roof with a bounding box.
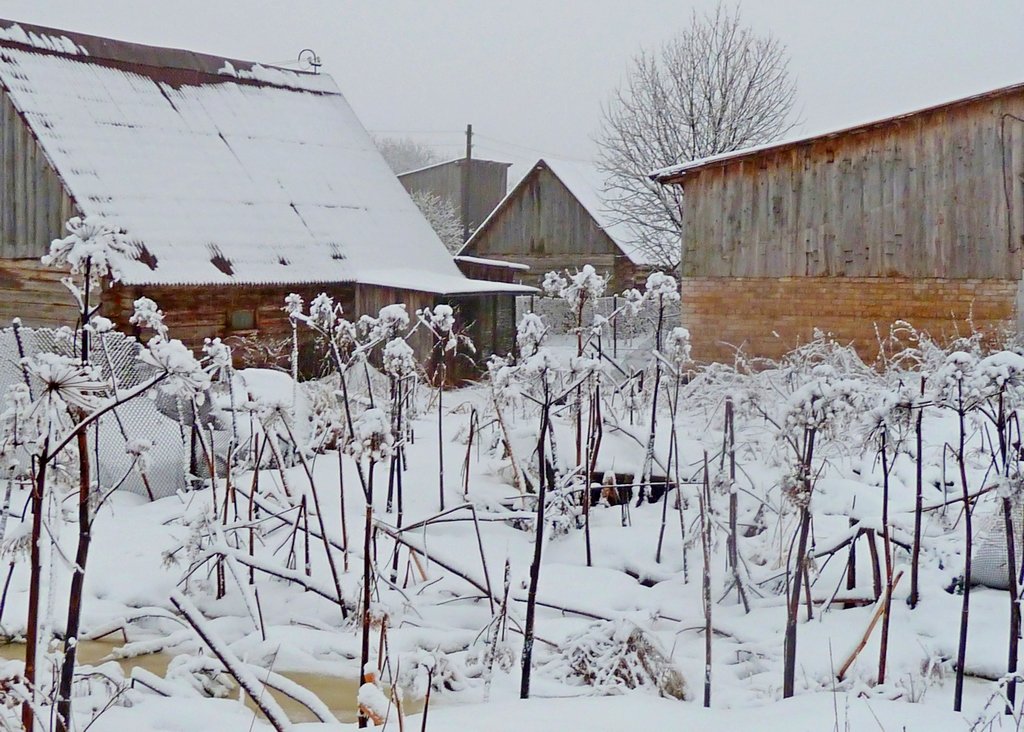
[0,19,518,295]
[463,158,658,267]
[454,255,530,271]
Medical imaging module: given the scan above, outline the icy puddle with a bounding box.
[0,640,421,723]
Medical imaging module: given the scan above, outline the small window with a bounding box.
[229,309,256,331]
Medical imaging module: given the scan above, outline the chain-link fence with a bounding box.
[972,498,1023,589]
[0,326,190,498]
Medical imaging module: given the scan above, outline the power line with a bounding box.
[474,134,595,164]
[368,129,465,136]
[368,129,594,164]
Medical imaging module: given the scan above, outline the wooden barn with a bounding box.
[460,158,658,291]
[399,157,512,240]
[653,82,1024,363]
[0,20,532,372]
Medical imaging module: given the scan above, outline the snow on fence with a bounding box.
[972,499,1024,589]
[0,326,191,498]
[516,294,681,357]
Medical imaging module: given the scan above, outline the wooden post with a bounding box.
[462,123,473,243]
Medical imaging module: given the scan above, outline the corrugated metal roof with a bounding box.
[0,19,518,295]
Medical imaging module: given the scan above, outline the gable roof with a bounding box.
[463,157,657,266]
[0,19,529,295]
[651,79,1024,184]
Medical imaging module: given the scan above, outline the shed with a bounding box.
[461,158,658,291]
[398,157,512,241]
[653,82,1024,362]
[0,19,532,372]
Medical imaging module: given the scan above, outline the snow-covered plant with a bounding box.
[283,291,304,376]
[539,618,686,700]
[644,271,680,303]
[139,337,210,398]
[516,313,547,359]
[663,326,691,368]
[383,337,416,380]
[418,304,458,356]
[296,293,358,369]
[347,407,394,463]
[375,304,410,341]
[43,216,131,284]
[28,353,107,417]
[561,265,607,310]
[541,271,568,299]
[932,351,980,411]
[621,287,645,316]
[781,366,863,440]
[130,296,169,340]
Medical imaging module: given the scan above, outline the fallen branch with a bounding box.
[171,591,293,732]
[836,570,905,681]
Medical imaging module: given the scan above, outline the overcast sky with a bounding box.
[2,1,1022,174]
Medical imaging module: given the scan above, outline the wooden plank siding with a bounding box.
[0,258,78,326]
[680,92,1024,280]
[666,87,1024,362]
[463,166,642,290]
[0,93,77,260]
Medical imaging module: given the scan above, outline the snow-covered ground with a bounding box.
[2,258,1023,731]
[3,328,1024,731]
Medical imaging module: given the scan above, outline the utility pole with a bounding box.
[462,123,473,243]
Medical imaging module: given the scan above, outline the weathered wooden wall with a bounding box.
[681,92,1024,279]
[0,259,78,326]
[0,88,80,329]
[0,93,77,259]
[103,282,357,375]
[399,159,510,235]
[464,166,639,290]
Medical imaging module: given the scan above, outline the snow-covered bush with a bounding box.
[540,619,686,700]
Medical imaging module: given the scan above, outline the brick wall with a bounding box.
[683,277,1020,363]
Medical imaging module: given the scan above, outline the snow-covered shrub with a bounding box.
[561,265,607,310]
[347,407,394,462]
[516,313,547,359]
[540,619,686,700]
[383,337,416,379]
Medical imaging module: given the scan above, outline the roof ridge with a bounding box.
[0,18,329,92]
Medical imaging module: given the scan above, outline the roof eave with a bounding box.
[651,78,1024,184]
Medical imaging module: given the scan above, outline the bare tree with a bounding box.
[597,3,797,270]
[411,190,463,253]
[375,136,440,174]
